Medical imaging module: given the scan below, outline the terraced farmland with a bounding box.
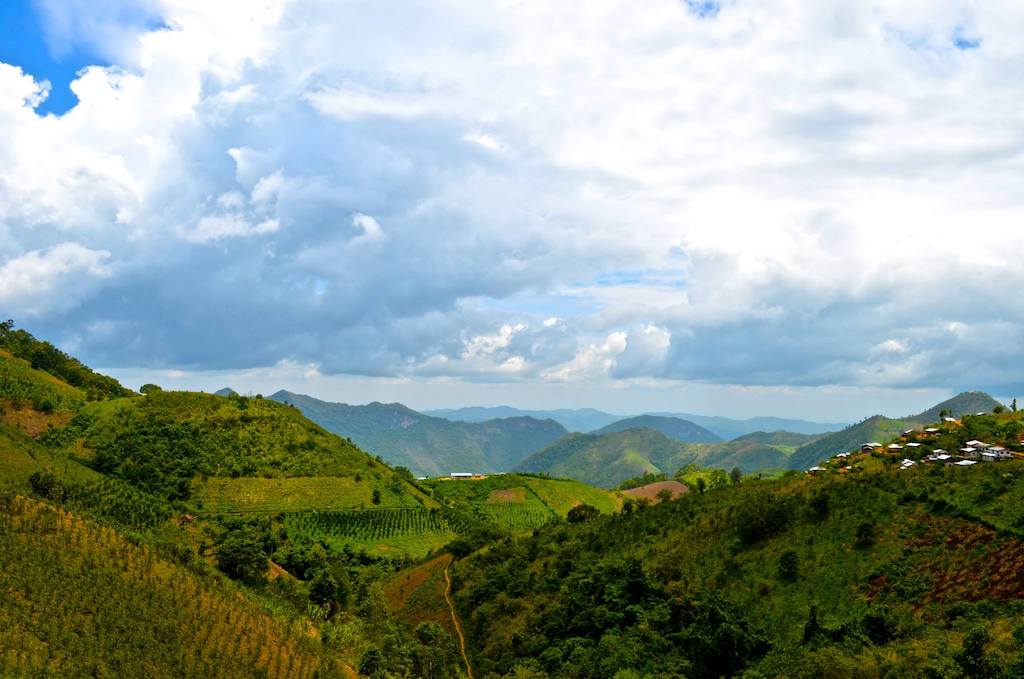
[284,507,462,557]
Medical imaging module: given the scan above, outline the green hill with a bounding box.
[594,414,722,443]
[515,428,696,488]
[453,435,1024,677]
[0,321,132,401]
[57,390,434,512]
[424,473,620,533]
[789,392,1004,471]
[516,428,820,488]
[270,391,568,476]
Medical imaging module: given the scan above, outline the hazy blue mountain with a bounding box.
[594,415,722,443]
[427,405,846,439]
[269,391,567,476]
[213,387,238,397]
[424,406,623,433]
[646,412,848,440]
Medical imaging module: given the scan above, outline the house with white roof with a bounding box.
[807,466,826,476]
[887,443,903,451]
[924,427,940,434]
[906,442,923,448]
[959,447,980,460]
[956,460,978,466]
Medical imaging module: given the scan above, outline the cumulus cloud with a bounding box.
[0,243,112,316]
[4,0,1024,404]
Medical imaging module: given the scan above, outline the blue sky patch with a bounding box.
[685,0,720,19]
[953,27,981,50]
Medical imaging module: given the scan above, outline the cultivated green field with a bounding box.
[195,475,436,513]
[284,507,462,558]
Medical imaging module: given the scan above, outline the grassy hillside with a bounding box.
[59,391,430,507]
[424,473,620,533]
[271,391,568,476]
[910,391,1003,422]
[515,428,695,488]
[594,414,722,443]
[452,447,1024,677]
[0,321,132,400]
[0,494,348,678]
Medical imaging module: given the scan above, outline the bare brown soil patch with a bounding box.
[622,480,689,501]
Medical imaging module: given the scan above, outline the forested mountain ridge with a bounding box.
[593,414,722,443]
[516,428,819,487]
[270,390,568,476]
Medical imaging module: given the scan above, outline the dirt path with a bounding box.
[443,555,474,679]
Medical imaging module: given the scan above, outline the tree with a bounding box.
[140,384,162,395]
[217,531,267,581]
[567,504,600,523]
[655,488,673,503]
[308,570,338,608]
[855,521,877,548]
[696,477,707,494]
[371,488,382,505]
[730,467,743,484]
[778,550,799,582]
[1013,398,1019,413]
[954,626,1000,678]
[994,405,1006,414]
[28,471,63,501]
[359,647,385,677]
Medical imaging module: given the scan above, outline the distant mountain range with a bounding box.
[424,406,623,434]
[515,428,819,488]
[426,406,846,439]
[267,391,567,477]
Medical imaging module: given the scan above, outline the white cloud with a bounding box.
[350,213,385,244]
[0,243,111,316]
[4,0,1024,408]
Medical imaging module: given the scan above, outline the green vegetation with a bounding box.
[425,473,620,531]
[0,495,345,678]
[452,450,1024,677]
[285,508,462,558]
[270,390,568,476]
[58,391,429,505]
[0,320,132,401]
[0,348,85,413]
[594,414,722,443]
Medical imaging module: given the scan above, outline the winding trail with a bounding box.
[443,556,474,679]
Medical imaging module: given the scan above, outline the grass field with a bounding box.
[385,555,457,637]
[194,475,437,513]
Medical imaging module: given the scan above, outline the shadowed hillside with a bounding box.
[270,391,568,476]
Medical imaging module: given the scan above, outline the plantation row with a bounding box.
[480,502,556,531]
[284,507,466,543]
[0,496,345,678]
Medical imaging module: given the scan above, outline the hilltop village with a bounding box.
[810,408,1023,476]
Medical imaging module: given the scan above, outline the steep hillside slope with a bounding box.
[594,414,722,443]
[271,391,567,476]
[0,321,132,400]
[789,392,1004,471]
[515,428,696,488]
[0,495,346,678]
[910,390,1003,422]
[453,458,1024,677]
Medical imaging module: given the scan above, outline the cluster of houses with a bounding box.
[807,428,1021,476]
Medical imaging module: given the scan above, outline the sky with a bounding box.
[1,0,1022,421]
